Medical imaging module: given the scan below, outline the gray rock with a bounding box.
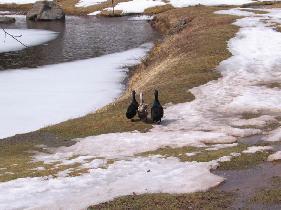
[26,1,65,21]
[0,16,16,24]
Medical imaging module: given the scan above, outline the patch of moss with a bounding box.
[219,151,271,170]
[251,188,281,204]
[88,191,234,210]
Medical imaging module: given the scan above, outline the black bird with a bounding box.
[126,90,139,120]
[151,90,164,123]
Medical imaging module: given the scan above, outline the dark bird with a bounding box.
[151,90,164,123]
[126,90,139,120]
[138,92,149,122]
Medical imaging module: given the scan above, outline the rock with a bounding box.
[0,16,16,24]
[26,1,65,21]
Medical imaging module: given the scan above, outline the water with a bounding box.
[0,15,159,70]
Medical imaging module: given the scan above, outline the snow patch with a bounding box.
[0,29,58,53]
[128,15,154,21]
[76,0,107,7]
[0,43,152,139]
[0,156,224,210]
[206,143,238,151]
[268,151,281,161]
[242,146,273,154]
[105,0,166,14]
[265,127,281,142]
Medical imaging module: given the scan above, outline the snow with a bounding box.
[0,43,152,139]
[0,29,58,53]
[231,115,277,128]
[0,156,224,210]
[33,131,235,163]
[206,143,238,151]
[186,152,200,157]
[215,8,256,17]
[268,151,281,161]
[100,0,257,15]
[76,0,107,7]
[128,15,154,21]
[242,146,273,154]
[169,0,254,8]
[105,0,166,14]
[265,127,281,142]
[88,10,101,15]
[4,6,281,209]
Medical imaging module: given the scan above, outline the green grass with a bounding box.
[250,176,281,204]
[88,191,234,210]
[138,144,247,163]
[219,151,271,170]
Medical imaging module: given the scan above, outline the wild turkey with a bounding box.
[138,92,148,122]
[126,90,139,120]
[151,90,164,123]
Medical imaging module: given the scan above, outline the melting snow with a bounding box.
[0,29,58,53]
[76,0,107,7]
[3,6,281,209]
[268,151,281,161]
[265,127,281,142]
[0,43,152,139]
[128,15,154,21]
[0,157,224,210]
[242,146,273,154]
[105,0,166,14]
[206,143,238,151]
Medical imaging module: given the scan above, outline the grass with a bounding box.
[138,144,246,162]
[250,176,281,204]
[219,151,271,170]
[88,191,234,210]
[144,4,174,15]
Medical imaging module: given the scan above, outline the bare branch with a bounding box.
[1,25,28,48]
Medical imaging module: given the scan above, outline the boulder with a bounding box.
[26,1,65,21]
[0,16,16,24]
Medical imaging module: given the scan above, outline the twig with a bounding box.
[1,25,28,48]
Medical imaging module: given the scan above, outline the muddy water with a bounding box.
[0,15,159,70]
[216,162,281,209]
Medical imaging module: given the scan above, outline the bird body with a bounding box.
[138,92,148,122]
[151,90,164,123]
[126,90,139,120]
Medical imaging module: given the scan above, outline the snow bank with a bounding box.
[105,0,166,14]
[206,143,238,151]
[0,29,58,53]
[0,43,152,139]
[0,156,224,210]
[33,131,234,163]
[265,127,281,142]
[242,146,273,154]
[88,10,101,15]
[76,0,107,7]
[268,151,281,161]
[169,0,254,8]
[128,15,154,21]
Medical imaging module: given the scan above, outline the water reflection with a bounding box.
[0,16,159,70]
